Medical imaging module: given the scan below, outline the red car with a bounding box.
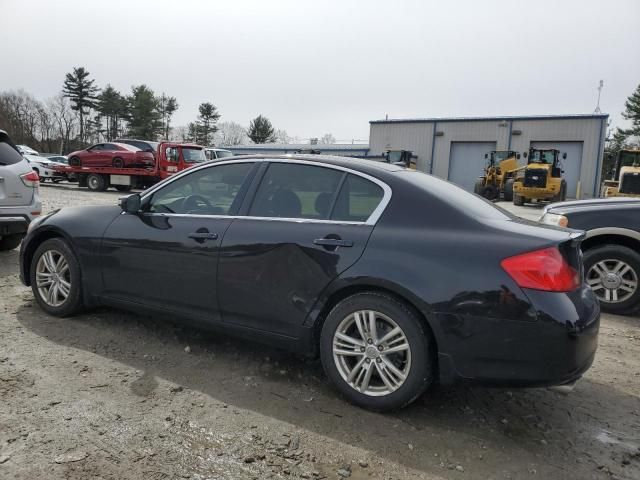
[68,142,155,168]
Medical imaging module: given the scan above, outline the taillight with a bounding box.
[501,247,580,292]
[20,170,40,188]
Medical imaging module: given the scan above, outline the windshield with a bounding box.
[216,150,234,158]
[182,147,207,163]
[529,150,555,164]
[619,151,640,168]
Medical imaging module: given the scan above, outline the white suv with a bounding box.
[0,131,42,251]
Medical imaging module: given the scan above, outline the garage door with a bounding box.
[448,142,497,191]
[531,141,583,199]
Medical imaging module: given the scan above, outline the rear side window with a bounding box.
[249,163,343,219]
[331,174,384,222]
[0,136,24,166]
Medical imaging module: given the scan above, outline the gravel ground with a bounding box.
[0,183,639,480]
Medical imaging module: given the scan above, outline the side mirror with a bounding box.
[562,153,567,159]
[119,193,141,214]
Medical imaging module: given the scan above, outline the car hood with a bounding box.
[544,197,640,215]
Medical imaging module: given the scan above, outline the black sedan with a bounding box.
[20,155,599,411]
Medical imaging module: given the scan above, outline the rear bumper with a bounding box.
[436,285,600,387]
[0,215,29,236]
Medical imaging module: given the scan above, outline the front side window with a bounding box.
[249,163,343,219]
[88,144,104,151]
[147,162,253,215]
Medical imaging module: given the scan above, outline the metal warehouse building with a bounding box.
[224,143,371,157]
[369,114,608,198]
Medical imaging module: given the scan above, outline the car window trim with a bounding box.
[139,158,392,226]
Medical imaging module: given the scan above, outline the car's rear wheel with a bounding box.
[113,157,124,168]
[0,234,23,251]
[514,193,524,206]
[29,238,83,316]
[584,245,640,314]
[86,173,107,191]
[69,156,80,167]
[320,292,434,411]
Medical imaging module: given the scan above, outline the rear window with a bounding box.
[399,170,512,220]
[0,136,24,166]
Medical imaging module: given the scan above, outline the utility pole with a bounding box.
[594,80,604,113]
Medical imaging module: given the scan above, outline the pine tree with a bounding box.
[196,102,220,145]
[158,93,179,140]
[248,115,276,144]
[62,67,99,143]
[622,83,640,137]
[97,85,127,140]
[126,85,162,139]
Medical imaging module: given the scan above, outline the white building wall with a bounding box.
[369,115,607,198]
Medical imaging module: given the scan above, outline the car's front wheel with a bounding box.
[584,244,640,314]
[320,292,434,411]
[29,238,83,316]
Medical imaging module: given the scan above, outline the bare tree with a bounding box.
[274,129,291,144]
[214,121,249,146]
[47,94,78,154]
[319,133,336,144]
[169,125,189,142]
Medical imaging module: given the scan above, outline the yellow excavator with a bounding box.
[512,148,567,206]
[601,148,640,198]
[383,150,416,169]
[473,150,522,201]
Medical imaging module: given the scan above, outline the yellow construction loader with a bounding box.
[512,148,567,206]
[383,150,416,169]
[601,148,640,198]
[473,150,522,201]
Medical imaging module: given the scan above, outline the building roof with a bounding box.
[370,113,609,124]
[223,143,370,151]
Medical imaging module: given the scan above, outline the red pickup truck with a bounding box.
[54,142,206,192]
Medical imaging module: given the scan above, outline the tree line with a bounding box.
[603,82,640,173]
[0,66,311,154]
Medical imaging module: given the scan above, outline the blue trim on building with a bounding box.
[593,117,606,197]
[370,114,609,125]
[429,122,437,174]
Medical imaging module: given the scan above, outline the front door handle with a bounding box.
[313,238,353,248]
[188,231,218,241]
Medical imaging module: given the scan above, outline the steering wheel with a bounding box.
[182,194,213,213]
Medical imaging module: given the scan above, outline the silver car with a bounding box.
[0,130,42,251]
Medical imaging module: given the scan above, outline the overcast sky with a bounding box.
[2,0,639,142]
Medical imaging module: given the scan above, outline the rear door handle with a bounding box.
[188,232,218,240]
[313,238,353,248]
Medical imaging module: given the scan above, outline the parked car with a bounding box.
[114,139,160,158]
[204,147,234,161]
[23,154,66,182]
[67,143,155,168]
[0,130,41,250]
[16,144,39,156]
[20,155,599,411]
[540,197,640,314]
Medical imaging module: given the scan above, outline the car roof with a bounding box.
[221,154,404,174]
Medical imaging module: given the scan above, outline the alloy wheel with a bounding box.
[36,249,71,307]
[587,258,638,303]
[332,310,411,397]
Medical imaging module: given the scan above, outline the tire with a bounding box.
[481,184,499,201]
[503,179,514,201]
[474,179,484,195]
[112,157,124,168]
[115,185,132,192]
[513,193,524,206]
[320,292,434,411]
[69,156,81,167]
[52,178,62,183]
[29,238,83,317]
[86,173,107,191]
[0,234,24,251]
[561,182,567,201]
[584,245,640,315]
[552,181,567,202]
